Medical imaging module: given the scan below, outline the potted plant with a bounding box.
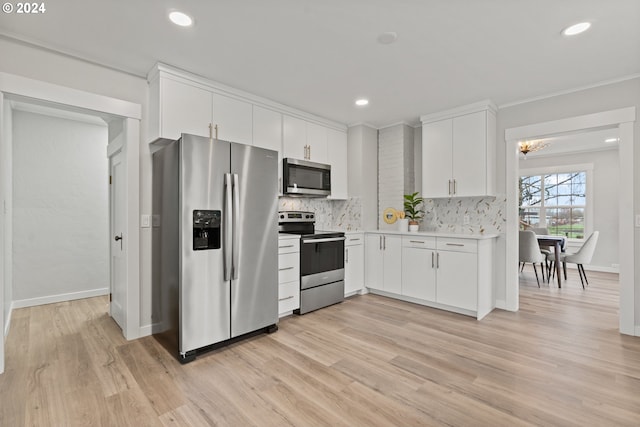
[404,192,424,232]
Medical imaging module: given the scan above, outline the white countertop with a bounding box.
[365,229,498,240]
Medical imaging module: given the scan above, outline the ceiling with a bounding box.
[1,0,639,128]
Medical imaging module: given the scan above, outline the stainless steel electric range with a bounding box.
[278,211,345,314]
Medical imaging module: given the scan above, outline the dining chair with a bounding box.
[529,227,552,270]
[519,230,546,287]
[547,231,599,289]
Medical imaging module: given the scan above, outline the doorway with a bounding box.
[0,73,141,374]
[505,107,636,335]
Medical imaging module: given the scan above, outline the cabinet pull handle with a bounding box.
[208,123,213,140]
[279,244,295,248]
[453,179,457,195]
[448,180,452,195]
[279,266,294,271]
[308,145,311,159]
[346,248,349,263]
[215,124,219,139]
[379,235,382,250]
[437,252,440,268]
[410,240,425,244]
[446,243,465,247]
[279,295,294,302]
[432,251,435,268]
[349,238,361,241]
[383,235,386,250]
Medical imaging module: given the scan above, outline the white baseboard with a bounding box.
[139,322,164,337]
[11,288,109,309]
[635,325,640,337]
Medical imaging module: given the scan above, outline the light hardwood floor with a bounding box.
[1,270,639,426]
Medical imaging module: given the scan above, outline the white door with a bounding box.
[110,150,126,330]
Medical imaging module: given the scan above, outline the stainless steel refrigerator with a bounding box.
[152,133,278,363]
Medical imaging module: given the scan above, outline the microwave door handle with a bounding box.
[232,173,240,280]
[224,173,233,281]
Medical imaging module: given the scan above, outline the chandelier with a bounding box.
[518,139,549,157]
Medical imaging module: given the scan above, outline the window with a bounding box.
[519,170,587,239]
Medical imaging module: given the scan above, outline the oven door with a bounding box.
[300,236,345,290]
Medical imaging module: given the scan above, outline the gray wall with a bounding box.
[12,110,109,303]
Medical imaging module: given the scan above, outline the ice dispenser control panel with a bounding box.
[193,210,221,250]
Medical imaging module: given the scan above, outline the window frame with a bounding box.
[519,163,593,243]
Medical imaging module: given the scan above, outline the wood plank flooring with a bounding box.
[2,270,639,426]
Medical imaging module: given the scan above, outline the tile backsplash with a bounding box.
[278,195,505,235]
[279,197,362,231]
[422,195,506,235]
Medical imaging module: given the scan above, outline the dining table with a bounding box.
[536,235,566,288]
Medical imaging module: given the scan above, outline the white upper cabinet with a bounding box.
[421,101,496,198]
[154,77,213,141]
[212,93,253,145]
[283,115,307,159]
[283,115,329,164]
[305,122,328,164]
[327,128,348,199]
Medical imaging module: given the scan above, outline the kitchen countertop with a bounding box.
[365,230,498,240]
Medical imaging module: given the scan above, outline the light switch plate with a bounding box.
[141,214,151,228]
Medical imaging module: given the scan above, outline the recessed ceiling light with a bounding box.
[355,99,369,106]
[377,32,398,44]
[169,11,193,27]
[562,22,591,36]
[604,138,619,143]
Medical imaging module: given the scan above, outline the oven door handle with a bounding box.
[302,237,346,244]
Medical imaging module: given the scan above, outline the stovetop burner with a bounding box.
[278,211,344,238]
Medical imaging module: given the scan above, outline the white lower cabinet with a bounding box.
[344,233,364,296]
[366,232,495,319]
[278,237,300,316]
[401,237,436,301]
[365,234,402,294]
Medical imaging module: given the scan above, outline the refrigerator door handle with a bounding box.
[232,173,240,280]
[224,173,233,281]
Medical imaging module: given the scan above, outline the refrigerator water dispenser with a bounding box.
[193,210,221,250]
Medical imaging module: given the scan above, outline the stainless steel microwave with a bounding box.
[282,158,331,197]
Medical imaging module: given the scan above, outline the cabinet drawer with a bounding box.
[402,236,436,249]
[278,238,300,254]
[437,237,477,253]
[345,234,364,246]
[278,252,299,283]
[278,280,300,314]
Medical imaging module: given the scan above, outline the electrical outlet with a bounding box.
[463,214,470,225]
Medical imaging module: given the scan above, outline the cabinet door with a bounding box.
[436,250,477,311]
[402,247,436,301]
[365,235,384,291]
[345,244,364,295]
[212,93,253,145]
[327,128,348,199]
[422,119,453,197]
[306,122,328,163]
[382,235,402,294]
[283,115,307,159]
[452,111,486,197]
[161,78,212,140]
[253,106,283,194]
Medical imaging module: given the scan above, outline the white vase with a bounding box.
[409,223,419,232]
[398,218,409,232]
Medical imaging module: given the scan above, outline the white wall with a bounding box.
[496,77,640,321]
[12,110,109,304]
[519,148,620,270]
